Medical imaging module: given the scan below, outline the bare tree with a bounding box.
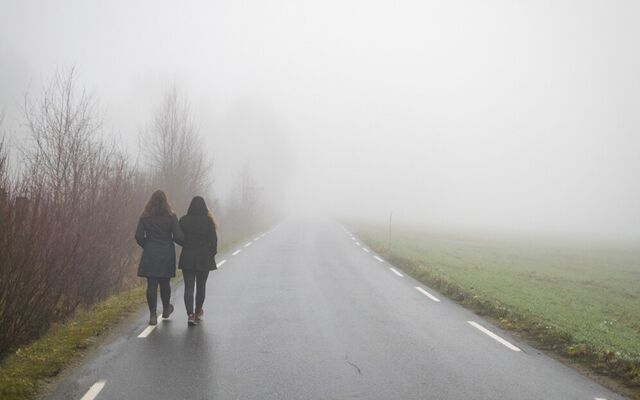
[143,85,211,211]
[22,67,102,206]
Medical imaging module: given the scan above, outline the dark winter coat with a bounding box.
[135,214,184,278]
[178,215,218,271]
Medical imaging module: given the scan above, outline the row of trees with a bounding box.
[0,69,215,354]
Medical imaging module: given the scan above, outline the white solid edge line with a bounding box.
[374,256,384,262]
[467,321,521,352]
[232,249,241,256]
[415,287,440,302]
[80,380,106,400]
[244,242,252,247]
[389,267,404,277]
[362,248,370,253]
[217,259,227,267]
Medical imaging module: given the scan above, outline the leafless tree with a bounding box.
[142,85,211,212]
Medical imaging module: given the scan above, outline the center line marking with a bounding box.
[355,242,361,246]
[415,287,440,302]
[244,242,252,247]
[80,380,106,400]
[389,267,404,277]
[468,321,521,352]
[232,250,241,256]
[374,256,384,262]
[362,248,370,253]
[217,259,227,267]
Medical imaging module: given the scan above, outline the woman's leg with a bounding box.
[195,270,210,313]
[158,278,171,309]
[183,270,196,315]
[146,277,159,314]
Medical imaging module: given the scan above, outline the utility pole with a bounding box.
[387,210,393,251]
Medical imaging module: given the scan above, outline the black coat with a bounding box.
[178,215,218,271]
[135,214,184,278]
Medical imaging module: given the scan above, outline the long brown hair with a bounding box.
[187,196,218,229]
[142,190,174,217]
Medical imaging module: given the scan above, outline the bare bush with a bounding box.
[0,70,150,353]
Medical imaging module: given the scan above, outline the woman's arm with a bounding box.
[172,214,185,246]
[135,218,146,247]
[210,222,218,256]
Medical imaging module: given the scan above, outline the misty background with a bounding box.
[1,0,639,242]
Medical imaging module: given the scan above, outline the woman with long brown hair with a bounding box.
[135,190,184,325]
[178,196,218,326]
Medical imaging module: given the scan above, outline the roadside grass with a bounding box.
[353,223,640,397]
[0,231,265,400]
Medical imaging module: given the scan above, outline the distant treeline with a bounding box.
[0,69,273,355]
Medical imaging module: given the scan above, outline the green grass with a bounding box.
[354,223,640,395]
[0,287,146,400]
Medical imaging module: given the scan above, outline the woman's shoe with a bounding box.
[149,313,158,325]
[162,304,174,319]
[187,314,197,326]
[195,309,204,322]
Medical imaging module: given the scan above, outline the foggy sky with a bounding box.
[1,0,640,241]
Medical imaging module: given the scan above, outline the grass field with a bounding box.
[354,223,640,394]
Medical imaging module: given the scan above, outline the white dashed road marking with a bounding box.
[415,287,440,302]
[80,380,106,400]
[355,242,361,246]
[362,248,370,253]
[217,259,227,267]
[244,242,252,247]
[389,267,404,277]
[232,250,241,256]
[374,256,384,262]
[467,321,521,352]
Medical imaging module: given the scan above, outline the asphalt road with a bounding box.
[46,219,625,400]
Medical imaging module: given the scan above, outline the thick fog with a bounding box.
[1,0,640,241]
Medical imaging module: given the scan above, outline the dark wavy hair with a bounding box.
[187,196,217,228]
[142,190,174,217]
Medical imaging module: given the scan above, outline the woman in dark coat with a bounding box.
[135,190,184,325]
[179,196,218,326]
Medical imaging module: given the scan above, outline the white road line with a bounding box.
[217,259,227,267]
[355,242,361,246]
[137,324,157,338]
[244,242,252,247]
[232,249,241,256]
[374,256,384,262]
[80,380,106,400]
[594,398,608,400]
[362,248,370,253]
[351,237,356,241]
[415,287,441,302]
[467,321,521,352]
[254,237,260,241]
[389,267,404,277]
